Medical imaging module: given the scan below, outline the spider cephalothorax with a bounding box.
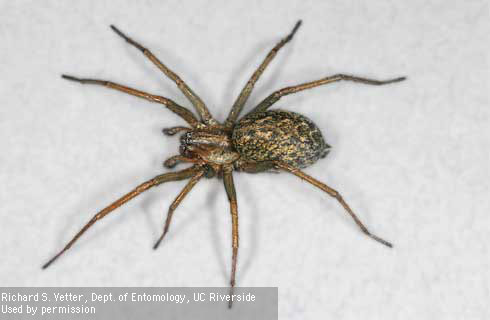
[43,20,405,307]
[178,129,239,166]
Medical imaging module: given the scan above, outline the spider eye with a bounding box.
[180,132,192,145]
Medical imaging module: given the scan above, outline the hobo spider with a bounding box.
[43,20,405,307]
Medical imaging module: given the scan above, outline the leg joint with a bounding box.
[331,190,341,200]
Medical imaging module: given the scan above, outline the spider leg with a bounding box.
[234,159,277,173]
[275,162,393,248]
[62,75,200,128]
[163,155,200,169]
[162,126,192,136]
[225,20,302,127]
[246,74,406,116]
[42,166,201,269]
[223,166,239,308]
[110,25,217,125]
[153,169,205,249]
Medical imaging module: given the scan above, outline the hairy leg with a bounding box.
[247,74,406,116]
[62,75,200,127]
[110,25,217,125]
[276,162,393,248]
[153,169,205,249]
[223,166,239,308]
[42,166,201,269]
[224,20,302,127]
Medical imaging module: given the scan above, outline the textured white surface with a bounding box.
[1,1,488,319]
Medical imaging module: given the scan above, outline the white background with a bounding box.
[1,1,488,319]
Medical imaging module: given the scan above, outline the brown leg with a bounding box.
[62,75,200,128]
[110,25,217,125]
[234,160,277,173]
[276,162,393,248]
[153,170,205,249]
[162,126,192,136]
[225,20,302,127]
[248,74,406,115]
[163,155,200,169]
[42,166,201,269]
[223,166,239,308]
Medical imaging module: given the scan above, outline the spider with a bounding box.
[42,20,405,305]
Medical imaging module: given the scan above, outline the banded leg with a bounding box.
[223,166,239,308]
[42,166,200,269]
[62,75,200,127]
[225,20,302,127]
[276,162,393,248]
[153,169,205,249]
[110,25,216,125]
[247,74,406,116]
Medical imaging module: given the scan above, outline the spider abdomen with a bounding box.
[232,110,330,168]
